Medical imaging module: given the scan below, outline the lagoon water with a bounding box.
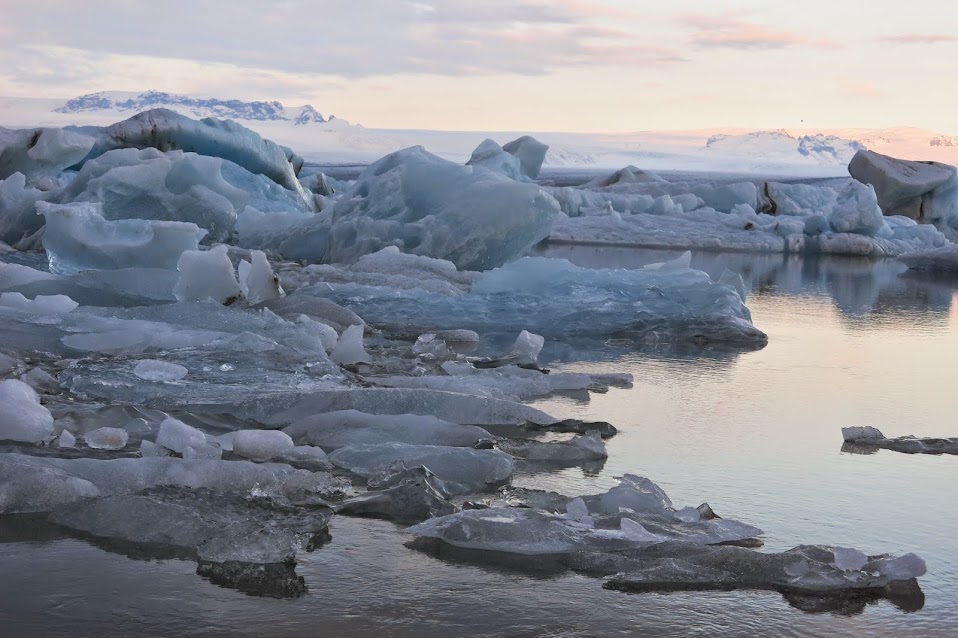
[2,246,956,636]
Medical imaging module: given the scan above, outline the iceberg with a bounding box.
[66,109,311,200]
[307,255,767,348]
[465,135,549,182]
[39,201,207,275]
[173,246,243,304]
[899,244,958,272]
[57,147,310,242]
[849,149,958,224]
[239,146,560,271]
[0,172,53,245]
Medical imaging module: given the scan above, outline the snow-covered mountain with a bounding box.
[705,130,866,165]
[54,90,327,125]
[1,91,956,173]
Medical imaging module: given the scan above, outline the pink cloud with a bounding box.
[680,12,842,50]
[878,33,958,45]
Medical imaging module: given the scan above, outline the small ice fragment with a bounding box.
[832,547,868,572]
[83,427,129,450]
[140,439,170,457]
[618,518,663,543]
[330,324,369,365]
[0,379,55,443]
[216,432,235,452]
[173,245,243,304]
[133,359,188,382]
[232,430,295,462]
[155,417,207,453]
[873,553,927,580]
[58,430,77,448]
[239,250,284,305]
[507,330,544,365]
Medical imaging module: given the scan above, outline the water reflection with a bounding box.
[531,244,958,331]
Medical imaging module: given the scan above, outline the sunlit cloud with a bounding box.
[679,12,843,50]
[878,33,958,45]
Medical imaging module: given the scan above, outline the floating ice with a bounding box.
[39,201,207,275]
[842,426,958,455]
[313,256,767,347]
[19,368,61,394]
[174,245,243,304]
[284,410,492,450]
[133,360,189,382]
[502,136,549,180]
[497,432,607,463]
[0,292,78,313]
[0,379,55,443]
[329,443,514,492]
[83,427,129,450]
[232,430,296,461]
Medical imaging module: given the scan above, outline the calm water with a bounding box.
[2,247,956,637]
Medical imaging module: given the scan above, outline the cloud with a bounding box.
[679,12,842,50]
[841,80,885,100]
[878,33,958,45]
[0,0,682,82]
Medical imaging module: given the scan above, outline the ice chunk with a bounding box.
[467,139,526,182]
[155,417,210,454]
[501,135,549,180]
[239,250,284,305]
[0,379,55,443]
[67,109,311,201]
[0,261,58,291]
[583,166,666,188]
[497,432,607,463]
[506,330,544,365]
[841,426,958,455]
[0,173,52,244]
[318,256,767,347]
[841,426,884,441]
[232,430,296,461]
[58,429,77,448]
[832,547,868,572]
[140,439,170,457]
[133,359,189,382]
[237,388,558,428]
[174,245,244,304]
[0,126,95,184]
[0,453,345,514]
[0,292,78,313]
[242,146,560,271]
[328,443,513,492]
[19,367,61,393]
[284,410,491,449]
[83,427,129,450]
[38,201,206,275]
[849,149,956,220]
[871,553,927,581]
[329,324,369,365]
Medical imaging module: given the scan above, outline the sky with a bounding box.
[0,0,956,134]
